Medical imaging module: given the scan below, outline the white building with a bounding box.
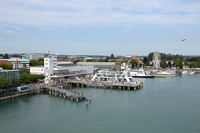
[30,67,44,75]
[77,62,119,71]
[30,54,94,78]
[44,54,57,76]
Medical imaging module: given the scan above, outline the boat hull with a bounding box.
[132,75,154,78]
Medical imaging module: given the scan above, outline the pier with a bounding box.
[0,79,143,101]
[67,80,143,90]
[44,86,86,102]
[0,85,86,102]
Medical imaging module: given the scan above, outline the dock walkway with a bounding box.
[44,86,86,102]
[67,80,143,90]
[0,85,86,102]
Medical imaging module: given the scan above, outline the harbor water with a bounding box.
[1,74,200,133]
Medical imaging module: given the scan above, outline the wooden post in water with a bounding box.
[88,93,92,101]
[60,91,62,97]
[86,97,89,106]
[76,94,79,102]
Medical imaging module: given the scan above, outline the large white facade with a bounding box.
[30,67,44,75]
[44,55,57,76]
[77,62,117,71]
[30,54,94,78]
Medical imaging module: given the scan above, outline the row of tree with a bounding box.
[0,68,45,89]
[20,68,45,84]
[146,52,200,68]
[0,63,12,70]
[0,53,9,59]
[30,58,44,66]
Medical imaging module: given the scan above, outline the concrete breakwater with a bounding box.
[0,88,40,101]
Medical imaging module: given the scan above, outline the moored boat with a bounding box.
[129,68,154,78]
[182,70,189,74]
[154,70,176,77]
[188,70,195,74]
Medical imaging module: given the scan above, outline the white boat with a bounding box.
[182,70,189,74]
[154,70,176,77]
[188,70,195,74]
[91,72,135,83]
[129,68,154,78]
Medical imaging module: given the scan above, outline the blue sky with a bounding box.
[0,0,200,56]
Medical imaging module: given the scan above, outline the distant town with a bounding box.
[0,51,200,92]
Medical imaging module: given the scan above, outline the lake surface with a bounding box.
[1,74,200,133]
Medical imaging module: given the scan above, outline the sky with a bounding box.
[0,0,200,56]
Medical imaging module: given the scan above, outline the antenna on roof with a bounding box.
[48,50,50,55]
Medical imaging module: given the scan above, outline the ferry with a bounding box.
[129,68,154,78]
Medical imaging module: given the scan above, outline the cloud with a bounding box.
[0,0,200,30]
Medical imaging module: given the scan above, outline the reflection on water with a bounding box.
[0,74,200,133]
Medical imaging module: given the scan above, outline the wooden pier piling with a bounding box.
[67,80,143,91]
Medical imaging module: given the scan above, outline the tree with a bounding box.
[20,68,44,84]
[20,73,31,84]
[38,61,44,66]
[143,57,149,66]
[160,53,167,60]
[130,59,138,68]
[147,52,154,61]
[166,53,173,60]
[38,58,44,66]
[0,63,12,70]
[20,68,30,75]
[30,59,37,66]
[189,62,198,68]
[2,53,9,59]
[0,75,10,88]
[175,58,183,69]
[11,76,20,86]
[160,59,167,68]
[23,63,27,68]
[30,58,44,66]
[110,54,114,59]
[86,59,97,62]
[106,54,116,59]
[184,61,189,66]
